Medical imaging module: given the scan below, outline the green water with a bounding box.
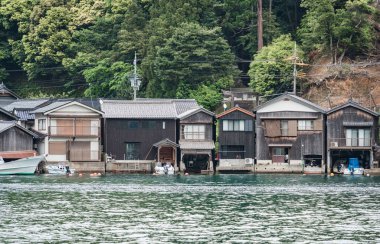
[0,174,379,243]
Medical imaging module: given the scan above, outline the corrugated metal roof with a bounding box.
[3,99,49,112]
[179,140,215,150]
[101,99,199,119]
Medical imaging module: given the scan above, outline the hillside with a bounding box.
[303,56,380,110]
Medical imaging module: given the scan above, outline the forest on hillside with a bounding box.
[0,0,379,110]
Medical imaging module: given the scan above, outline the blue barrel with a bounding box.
[348,158,359,169]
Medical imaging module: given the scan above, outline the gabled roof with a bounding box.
[32,100,103,115]
[0,121,37,137]
[255,93,326,113]
[216,106,254,119]
[327,100,379,116]
[3,99,50,112]
[101,99,199,119]
[0,82,20,99]
[177,107,214,120]
[153,138,179,148]
[0,107,18,120]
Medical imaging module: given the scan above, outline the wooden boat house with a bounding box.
[216,106,255,172]
[255,93,326,173]
[326,100,379,173]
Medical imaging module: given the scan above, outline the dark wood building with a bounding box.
[0,121,37,161]
[216,106,255,172]
[255,93,326,173]
[0,82,20,107]
[178,107,215,173]
[101,99,200,172]
[326,101,379,173]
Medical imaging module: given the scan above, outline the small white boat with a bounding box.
[46,164,75,175]
[0,155,47,175]
[154,162,175,175]
[343,167,364,175]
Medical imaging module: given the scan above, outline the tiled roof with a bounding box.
[327,100,379,116]
[216,106,254,119]
[177,107,214,119]
[0,107,18,120]
[3,99,49,112]
[14,110,34,121]
[101,99,199,119]
[0,121,37,137]
[0,82,20,99]
[32,101,71,114]
[179,140,215,150]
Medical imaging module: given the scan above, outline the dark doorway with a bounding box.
[183,154,209,173]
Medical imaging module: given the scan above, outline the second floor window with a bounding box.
[38,119,46,130]
[222,120,253,131]
[298,120,314,130]
[182,125,205,140]
[346,128,371,147]
[280,120,288,136]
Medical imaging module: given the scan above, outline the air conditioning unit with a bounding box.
[245,158,253,165]
[330,142,338,147]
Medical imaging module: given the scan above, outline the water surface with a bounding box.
[1,174,379,243]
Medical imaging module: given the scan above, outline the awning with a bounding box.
[0,150,37,159]
[343,121,373,127]
[153,138,179,148]
[268,144,293,147]
[179,140,215,150]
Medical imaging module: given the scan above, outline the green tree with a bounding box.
[248,34,303,95]
[145,22,237,99]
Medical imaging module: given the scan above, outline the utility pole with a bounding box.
[293,42,297,94]
[129,52,141,100]
[257,0,263,51]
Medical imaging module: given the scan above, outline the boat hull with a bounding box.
[0,156,46,175]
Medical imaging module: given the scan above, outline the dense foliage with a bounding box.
[0,0,378,109]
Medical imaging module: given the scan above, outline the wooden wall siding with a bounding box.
[57,119,74,136]
[48,141,66,155]
[264,120,280,137]
[180,112,213,124]
[70,141,91,161]
[327,106,377,148]
[288,120,297,136]
[256,112,325,161]
[217,110,255,159]
[0,128,33,151]
[314,118,323,131]
[104,119,176,160]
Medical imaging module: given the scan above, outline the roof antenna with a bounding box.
[129,52,141,100]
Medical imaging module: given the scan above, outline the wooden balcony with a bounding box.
[48,126,100,137]
[329,138,373,149]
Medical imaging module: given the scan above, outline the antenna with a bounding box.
[129,52,141,100]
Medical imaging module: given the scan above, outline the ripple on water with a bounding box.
[0,174,380,243]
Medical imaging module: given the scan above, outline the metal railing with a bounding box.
[329,138,372,148]
[49,126,100,137]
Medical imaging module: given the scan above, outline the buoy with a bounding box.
[367,173,370,177]
[185,173,189,176]
[79,173,83,176]
[330,173,334,176]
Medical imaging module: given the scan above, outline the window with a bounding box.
[125,143,140,160]
[280,121,288,136]
[273,147,286,155]
[142,121,156,129]
[182,125,205,140]
[38,119,46,130]
[346,128,370,147]
[128,121,139,129]
[220,145,245,159]
[222,120,252,131]
[298,120,314,130]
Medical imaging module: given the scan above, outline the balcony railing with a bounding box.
[329,138,373,148]
[49,126,100,137]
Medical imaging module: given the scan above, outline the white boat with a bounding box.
[343,167,364,175]
[154,162,175,175]
[0,155,47,175]
[46,164,75,175]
